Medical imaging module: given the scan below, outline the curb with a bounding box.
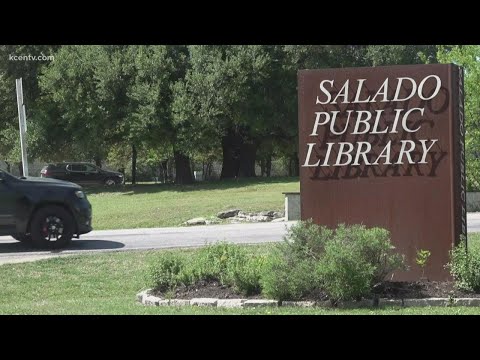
[136,289,480,308]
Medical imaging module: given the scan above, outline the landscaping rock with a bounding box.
[190,298,218,307]
[249,215,272,222]
[185,217,207,226]
[217,299,245,308]
[424,298,448,307]
[379,299,404,307]
[315,300,334,308]
[282,301,316,308]
[403,299,429,307]
[136,289,152,303]
[243,300,278,307]
[338,299,373,308]
[271,217,285,222]
[170,299,191,307]
[229,216,247,223]
[454,298,480,306]
[205,219,221,225]
[259,211,276,217]
[217,209,241,219]
[144,295,161,306]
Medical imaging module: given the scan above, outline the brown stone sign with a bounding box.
[298,64,466,281]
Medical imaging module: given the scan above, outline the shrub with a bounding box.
[227,254,266,296]
[447,239,480,292]
[190,242,248,284]
[283,219,332,260]
[148,252,188,292]
[316,224,405,302]
[260,247,320,301]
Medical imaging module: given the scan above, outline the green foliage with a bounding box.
[264,222,406,302]
[146,242,265,296]
[363,45,437,66]
[447,240,480,292]
[416,249,431,278]
[316,241,375,302]
[283,219,332,259]
[147,251,188,292]
[316,225,405,302]
[260,247,318,301]
[190,242,248,283]
[226,253,266,296]
[437,45,480,191]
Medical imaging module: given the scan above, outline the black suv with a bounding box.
[0,169,92,248]
[41,162,124,186]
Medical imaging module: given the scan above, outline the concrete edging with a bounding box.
[136,289,480,308]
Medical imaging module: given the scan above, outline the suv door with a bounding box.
[0,171,17,234]
[84,164,103,185]
[66,164,88,185]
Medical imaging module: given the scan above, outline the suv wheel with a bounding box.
[30,205,74,249]
[104,178,116,186]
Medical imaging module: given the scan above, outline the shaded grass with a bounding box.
[85,177,299,230]
[1,245,480,315]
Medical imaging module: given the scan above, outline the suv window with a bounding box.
[67,164,87,172]
[85,164,97,172]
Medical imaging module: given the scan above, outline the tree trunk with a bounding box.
[131,144,137,185]
[221,129,241,179]
[206,162,212,180]
[18,162,23,177]
[266,154,272,177]
[260,159,265,177]
[238,141,257,177]
[94,156,102,168]
[5,161,11,173]
[159,160,168,183]
[291,152,299,177]
[174,150,194,184]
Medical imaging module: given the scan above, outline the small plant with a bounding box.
[147,252,187,292]
[446,240,480,292]
[416,249,431,280]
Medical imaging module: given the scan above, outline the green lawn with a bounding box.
[469,232,480,247]
[85,177,299,230]
[1,246,479,315]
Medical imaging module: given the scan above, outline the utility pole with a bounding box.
[15,78,28,177]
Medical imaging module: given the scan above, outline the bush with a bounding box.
[283,219,332,260]
[186,242,263,295]
[227,254,266,296]
[148,252,188,292]
[190,242,248,284]
[260,247,320,301]
[447,239,480,292]
[316,224,405,302]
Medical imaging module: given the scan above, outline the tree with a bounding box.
[0,45,58,173]
[438,45,480,190]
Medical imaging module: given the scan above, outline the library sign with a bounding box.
[298,64,466,281]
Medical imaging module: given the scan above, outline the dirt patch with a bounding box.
[154,280,263,300]
[372,281,480,299]
[153,280,480,300]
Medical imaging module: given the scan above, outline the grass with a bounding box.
[1,244,480,315]
[85,177,299,230]
[469,232,480,248]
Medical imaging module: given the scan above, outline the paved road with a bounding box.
[1,213,480,265]
[0,222,296,265]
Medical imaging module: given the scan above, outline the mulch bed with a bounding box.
[152,280,480,300]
